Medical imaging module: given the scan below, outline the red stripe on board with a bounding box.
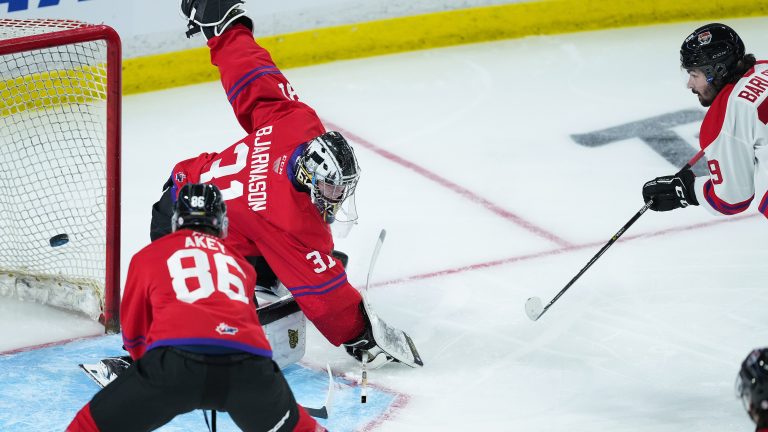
[324,120,573,248]
[369,213,757,288]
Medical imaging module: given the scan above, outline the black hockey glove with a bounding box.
[180,0,253,39]
[641,168,698,211]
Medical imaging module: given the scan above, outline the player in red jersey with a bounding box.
[737,348,768,432]
[68,184,323,432]
[148,0,422,368]
[642,23,768,217]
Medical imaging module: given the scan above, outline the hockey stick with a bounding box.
[364,229,387,291]
[361,351,369,403]
[358,229,386,402]
[203,410,216,432]
[304,364,335,419]
[525,150,705,321]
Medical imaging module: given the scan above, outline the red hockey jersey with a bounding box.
[168,25,364,346]
[121,229,272,360]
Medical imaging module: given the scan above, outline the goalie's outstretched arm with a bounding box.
[208,24,321,135]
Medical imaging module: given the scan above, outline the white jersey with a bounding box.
[692,60,768,218]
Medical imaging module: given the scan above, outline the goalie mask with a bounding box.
[295,131,360,227]
[172,183,228,238]
[736,348,768,428]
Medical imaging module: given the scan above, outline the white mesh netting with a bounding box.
[0,20,110,320]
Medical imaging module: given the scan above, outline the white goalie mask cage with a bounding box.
[297,131,360,236]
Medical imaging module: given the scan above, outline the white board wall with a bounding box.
[0,0,521,57]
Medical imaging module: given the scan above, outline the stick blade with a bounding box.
[525,297,544,321]
[305,406,328,419]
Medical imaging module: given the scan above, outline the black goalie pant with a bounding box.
[88,347,302,432]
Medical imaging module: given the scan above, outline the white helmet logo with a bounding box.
[698,31,712,45]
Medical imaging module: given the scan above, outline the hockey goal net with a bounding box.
[0,19,121,333]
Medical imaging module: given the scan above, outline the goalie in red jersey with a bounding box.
[149,0,422,369]
[68,184,323,432]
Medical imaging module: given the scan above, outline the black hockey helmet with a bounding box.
[295,131,360,224]
[681,23,745,83]
[736,348,768,427]
[172,183,228,237]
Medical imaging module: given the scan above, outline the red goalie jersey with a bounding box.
[121,229,272,360]
[168,24,364,346]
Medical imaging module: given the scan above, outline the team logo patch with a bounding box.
[288,329,299,349]
[698,31,712,45]
[175,171,187,183]
[215,322,239,335]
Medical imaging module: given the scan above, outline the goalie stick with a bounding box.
[355,228,422,368]
[364,229,386,292]
[525,150,705,322]
[353,229,424,401]
[359,229,385,403]
[303,364,335,419]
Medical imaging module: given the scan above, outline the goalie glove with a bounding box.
[642,168,698,211]
[180,0,253,39]
[343,296,423,369]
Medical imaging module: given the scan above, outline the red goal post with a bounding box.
[0,19,121,333]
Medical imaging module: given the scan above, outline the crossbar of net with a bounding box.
[0,19,91,38]
[0,25,107,320]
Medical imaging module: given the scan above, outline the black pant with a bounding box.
[89,347,301,432]
[149,177,175,242]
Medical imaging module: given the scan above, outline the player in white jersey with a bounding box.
[641,23,768,217]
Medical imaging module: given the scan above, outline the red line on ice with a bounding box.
[324,120,573,248]
[360,392,411,432]
[370,213,757,288]
[300,359,411,431]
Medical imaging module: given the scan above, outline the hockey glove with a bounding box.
[342,300,423,369]
[641,168,698,211]
[180,0,253,39]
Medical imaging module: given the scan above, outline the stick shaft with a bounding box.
[535,150,704,320]
[364,229,386,291]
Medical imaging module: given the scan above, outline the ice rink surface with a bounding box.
[2,17,768,431]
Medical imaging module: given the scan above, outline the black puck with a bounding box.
[50,233,69,247]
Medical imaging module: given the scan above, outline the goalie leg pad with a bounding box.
[257,296,306,368]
